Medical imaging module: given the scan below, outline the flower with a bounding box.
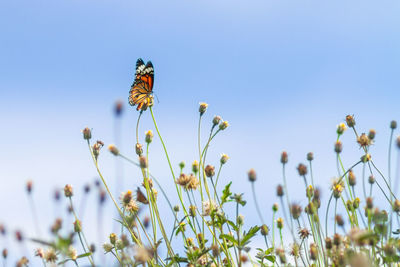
[337,123,347,135]
[199,102,208,115]
[108,144,119,156]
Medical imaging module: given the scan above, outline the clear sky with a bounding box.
[1,0,400,265]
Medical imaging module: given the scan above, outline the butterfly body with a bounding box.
[129,58,154,111]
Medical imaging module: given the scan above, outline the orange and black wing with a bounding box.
[129,58,155,111]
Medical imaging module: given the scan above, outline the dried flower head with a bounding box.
[176,173,191,188]
[35,248,44,258]
[108,144,119,156]
[348,170,356,186]
[290,203,302,220]
[68,246,77,260]
[121,190,133,206]
[357,133,371,147]
[202,200,218,216]
[298,228,311,240]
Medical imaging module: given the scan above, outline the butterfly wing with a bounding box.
[129,58,155,111]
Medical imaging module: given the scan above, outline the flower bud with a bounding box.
[334,141,343,153]
[276,184,284,197]
[345,115,355,127]
[205,165,215,178]
[212,115,222,126]
[353,198,360,209]
[391,120,397,130]
[82,127,92,140]
[276,217,284,229]
[337,123,347,135]
[272,203,279,212]
[114,100,123,117]
[361,153,371,163]
[26,180,33,194]
[280,151,288,164]
[219,121,229,130]
[145,130,153,143]
[135,143,143,156]
[368,175,375,184]
[64,184,73,198]
[297,163,307,176]
[109,233,117,245]
[103,243,113,253]
[368,129,376,140]
[139,156,148,169]
[199,102,208,115]
[307,152,314,161]
[325,237,332,250]
[335,215,344,227]
[393,199,400,212]
[348,170,356,186]
[260,224,269,236]
[173,205,180,212]
[189,205,196,217]
[248,169,256,182]
[179,161,185,170]
[192,160,199,173]
[73,220,82,233]
[366,197,373,209]
[220,154,229,164]
[108,144,119,156]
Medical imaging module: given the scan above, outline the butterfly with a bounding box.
[129,58,155,111]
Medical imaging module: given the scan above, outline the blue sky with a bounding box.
[1,0,400,264]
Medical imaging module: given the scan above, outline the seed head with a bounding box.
[325,237,332,250]
[173,205,180,212]
[297,163,307,176]
[220,154,229,164]
[64,184,73,197]
[333,233,342,246]
[248,168,257,182]
[82,127,92,140]
[145,130,153,143]
[92,140,104,159]
[337,123,347,135]
[391,120,397,130]
[108,144,119,156]
[309,243,318,260]
[280,151,288,164]
[211,244,220,257]
[307,152,314,161]
[103,243,113,253]
[366,197,373,209]
[205,165,215,178]
[135,143,143,156]
[334,141,343,153]
[219,121,229,130]
[199,102,208,115]
[345,115,356,127]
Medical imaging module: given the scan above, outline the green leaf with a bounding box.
[219,234,238,246]
[240,226,260,246]
[221,182,233,205]
[77,252,92,259]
